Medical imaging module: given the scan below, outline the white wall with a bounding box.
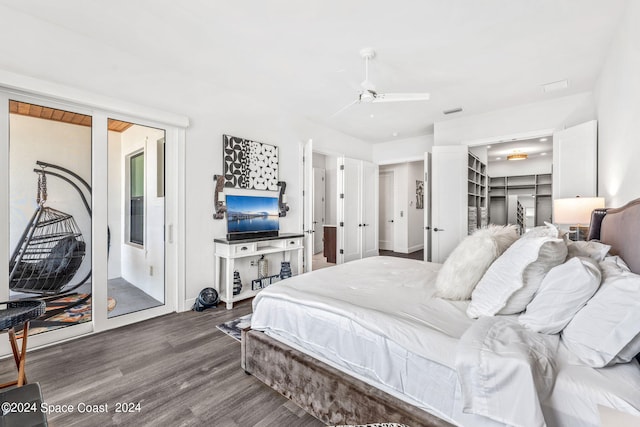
[407,161,425,252]
[185,107,371,304]
[595,0,640,207]
[119,125,166,302]
[9,114,92,290]
[373,134,434,165]
[434,92,595,146]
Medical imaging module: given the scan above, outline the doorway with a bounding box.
[311,152,337,271]
[377,161,425,259]
[379,171,394,250]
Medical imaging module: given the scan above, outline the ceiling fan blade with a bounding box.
[329,99,359,117]
[372,92,431,103]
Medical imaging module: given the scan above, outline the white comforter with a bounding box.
[456,316,559,427]
[253,256,471,368]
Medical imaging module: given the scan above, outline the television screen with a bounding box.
[226,195,279,235]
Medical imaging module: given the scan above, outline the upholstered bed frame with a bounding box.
[241,198,640,426]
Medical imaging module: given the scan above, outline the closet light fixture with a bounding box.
[507,151,528,161]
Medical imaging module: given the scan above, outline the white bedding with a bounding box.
[251,256,640,427]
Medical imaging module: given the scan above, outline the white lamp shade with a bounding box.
[218,192,225,202]
[281,194,287,203]
[553,197,605,225]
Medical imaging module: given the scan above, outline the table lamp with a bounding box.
[553,197,605,241]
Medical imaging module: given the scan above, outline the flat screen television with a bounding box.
[226,193,280,241]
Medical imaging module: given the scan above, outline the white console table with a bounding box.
[214,233,304,309]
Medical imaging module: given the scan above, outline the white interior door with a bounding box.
[361,161,378,258]
[423,152,432,262]
[379,171,394,251]
[302,139,314,272]
[313,167,325,254]
[432,145,467,263]
[340,157,362,263]
[553,120,598,200]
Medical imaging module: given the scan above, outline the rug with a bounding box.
[18,293,116,337]
[217,313,252,342]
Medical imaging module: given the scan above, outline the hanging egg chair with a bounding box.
[9,162,91,295]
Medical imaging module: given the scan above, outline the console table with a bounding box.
[214,233,304,309]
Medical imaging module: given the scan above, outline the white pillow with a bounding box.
[467,236,567,318]
[566,240,611,262]
[435,225,519,300]
[562,262,640,367]
[519,257,601,334]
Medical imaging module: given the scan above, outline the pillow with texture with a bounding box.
[562,261,640,367]
[566,240,611,262]
[435,225,519,300]
[467,236,567,318]
[519,257,601,334]
[521,222,563,239]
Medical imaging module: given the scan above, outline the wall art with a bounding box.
[416,180,424,209]
[223,134,279,190]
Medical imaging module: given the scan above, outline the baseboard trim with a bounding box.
[408,244,424,253]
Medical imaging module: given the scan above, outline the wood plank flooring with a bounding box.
[0,300,324,427]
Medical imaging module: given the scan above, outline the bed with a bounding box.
[242,198,640,427]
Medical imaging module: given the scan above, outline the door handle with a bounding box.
[358,224,362,227]
[433,227,445,232]
[424,226,431,230]
[363,223,369,226]
[388,220,394,223]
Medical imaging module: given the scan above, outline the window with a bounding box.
[129,152,144,245]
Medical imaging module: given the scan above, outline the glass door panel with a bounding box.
[8,99,93,337]
[107,120,165,317]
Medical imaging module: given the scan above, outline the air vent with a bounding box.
[543,79,568,93]
[443,107,463,115]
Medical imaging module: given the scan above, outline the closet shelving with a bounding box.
[467,153,488,234]
[488,173,552,230]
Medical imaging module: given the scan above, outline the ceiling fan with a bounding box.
[332,48,430,116]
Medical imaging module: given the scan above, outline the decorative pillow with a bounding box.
[467,236,567,318]
[562,263,640,367]
[566,240,611,262]
[521,222,563,239]
[435,225,519,300]
[519,257,601,334]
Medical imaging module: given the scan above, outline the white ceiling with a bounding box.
[0,0,628,143]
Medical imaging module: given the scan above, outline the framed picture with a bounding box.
[416,180,424,209]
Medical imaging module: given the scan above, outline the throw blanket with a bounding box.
[456,317,559,427]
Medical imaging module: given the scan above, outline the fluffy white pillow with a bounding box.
[562,261,640,367]
[519,257,601,334]
[435,225,519,300]
[467,236,567,318]
[566,240,611,262]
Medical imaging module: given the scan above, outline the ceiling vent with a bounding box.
[443,107,463,115]
[543,79,569,93]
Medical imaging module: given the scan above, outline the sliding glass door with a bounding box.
[0,89,180,353]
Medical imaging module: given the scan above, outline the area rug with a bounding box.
[18,293,116,337]
[217,313,252,342]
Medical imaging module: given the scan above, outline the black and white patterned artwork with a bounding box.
[416,180,424,209]
[223,135,279,190]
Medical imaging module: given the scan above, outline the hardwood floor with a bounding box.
[0,300,324,427]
